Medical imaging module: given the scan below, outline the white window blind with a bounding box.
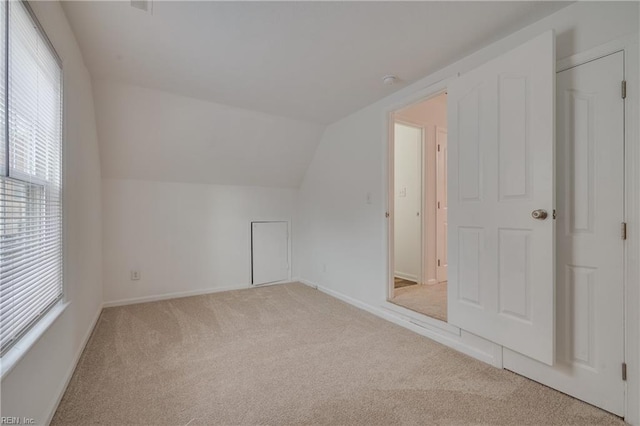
[0,0,5,177]
[0,1,63,354]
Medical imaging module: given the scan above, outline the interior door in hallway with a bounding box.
[503,51,625,416]
[436,127,448,282]
[394,122,423,283]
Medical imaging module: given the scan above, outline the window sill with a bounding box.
[0,300,70,381]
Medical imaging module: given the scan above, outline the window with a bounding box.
[0,1,63,355]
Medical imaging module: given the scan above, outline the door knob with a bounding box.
[531,209,548,220]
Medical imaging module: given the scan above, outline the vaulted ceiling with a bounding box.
[63,1,569,125]
[62,1,570,188]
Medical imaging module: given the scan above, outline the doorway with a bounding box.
[389,93,448,321]
[385,31,630,418]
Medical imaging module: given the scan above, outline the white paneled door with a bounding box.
[503,51,625,416]
[251,221,289,285]
[447,31,555,365]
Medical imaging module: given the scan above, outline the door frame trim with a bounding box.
[250,220,292,286]
[556,33,639,424]
[385,87,451,313]
[381,32,640,422]
[558,34,639,422]
[435,125,448,283]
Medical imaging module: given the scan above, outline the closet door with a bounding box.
[252,221,289,285]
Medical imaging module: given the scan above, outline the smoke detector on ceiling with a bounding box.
[131,0,152,14]
[382,75,398,86]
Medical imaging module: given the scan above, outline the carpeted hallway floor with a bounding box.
[53,283,623,425]
[390,281,448,321]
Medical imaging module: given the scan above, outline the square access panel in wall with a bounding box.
[251,221,290,285]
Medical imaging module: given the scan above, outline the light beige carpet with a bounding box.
[391,282,448,321]
[53,283,622,425]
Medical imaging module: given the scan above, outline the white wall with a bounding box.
[0,2,103,424]
[93,80,324,305]
[393,123,421,281]
[296,0,638,394]
[298,0,638,318]
[93,79,325,188]
[94,79,314,305]
[102,178,297,305]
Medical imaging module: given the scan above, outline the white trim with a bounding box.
[0,301,69,380]
[378,31,640,423]
[393,271,418,282]
[435,126,448,283]
[313,282,499,366]
[44,305,102,426]
[387,110,396,299]
[555,34,639,424]
[297,278,318,289]
[251,279,298,289]
[381,300,460,336]
[102,285,249,308]
[622,34,639,426]
[556,33,639,72]
[103,280,304,308]
[250,219,292,286]
[388,93,447,299]
[385,83,450,313]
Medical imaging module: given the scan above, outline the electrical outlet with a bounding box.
[131,270,141,281]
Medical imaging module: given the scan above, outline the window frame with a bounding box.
[0,0,65,358]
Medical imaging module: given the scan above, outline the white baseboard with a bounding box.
[296,278,318,289]
[45,304,102,425]
[103,284,250,308]
[251,279,299,288]
[103,280,310,308]
[43,278,497,425]
[310,281,499,367]
[394,272,418,282]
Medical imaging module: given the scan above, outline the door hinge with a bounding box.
[622,222,628,240]
[385,212,390,218]
[622,80,627,99]
[437,144,441,152]
[438,259,441,267]
[553,209,557,219]
[437,201,440,209]
[622,363,627,381]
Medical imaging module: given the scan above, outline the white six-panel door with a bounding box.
[503,51,625,416]
[447,31,555,365]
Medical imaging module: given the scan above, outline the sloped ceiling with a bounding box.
[92,79,325,187]
[63,1,568,125]
[62,1,569,188]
